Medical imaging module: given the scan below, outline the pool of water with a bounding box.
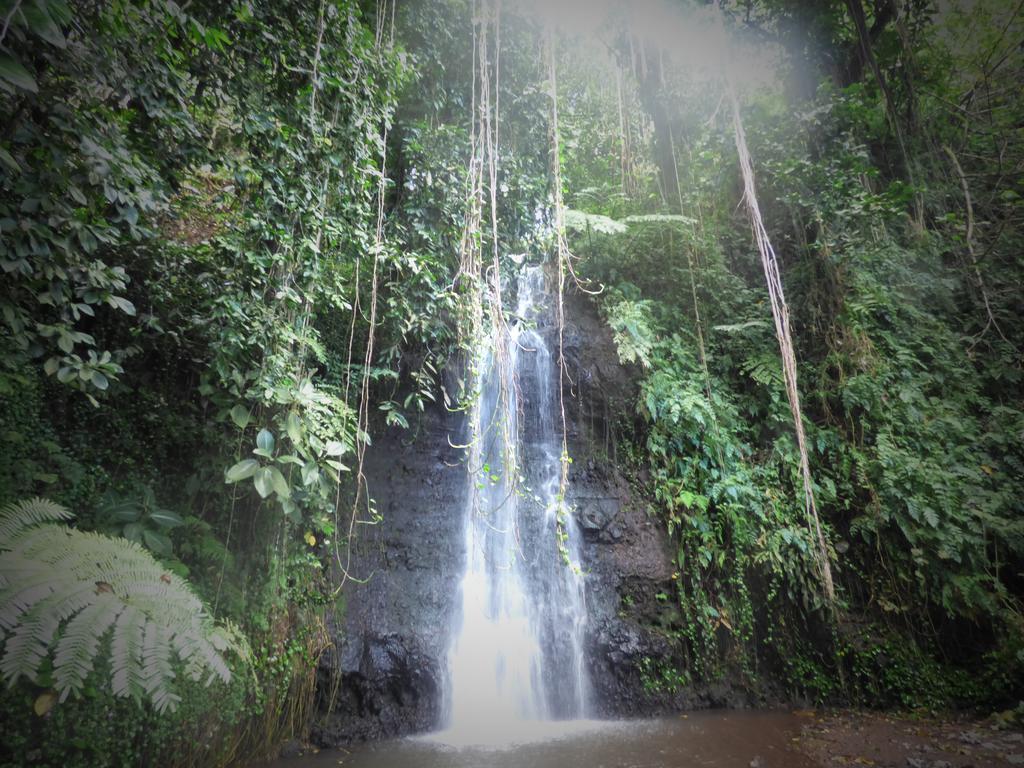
[266,711,816,768]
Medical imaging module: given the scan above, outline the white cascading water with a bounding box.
[438,265,590,746]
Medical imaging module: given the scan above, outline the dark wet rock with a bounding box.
[585,615,695,716]
[315,631,444,744]
[578,497,620,539]
[278,740,303,759]
[310,406,465,746]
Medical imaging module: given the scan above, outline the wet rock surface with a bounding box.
[311,407,465,745]
[562,290,761,716]
[312,288,749,745]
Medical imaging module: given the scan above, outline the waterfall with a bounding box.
[439,265,590,744]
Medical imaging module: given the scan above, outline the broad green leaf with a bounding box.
[111,296,135,316]
[253,467,273,498]
[22,1,66,48]
[103,500,140,523]
[301,463,320,486]
[44,0,72,24]
[149,509,184,529]
[0,147,19,174]
[281,499,300,523]
[0,54,37,93]
[285,411,302,445]
[123,522,143,542]
[229,405,250,430]
[269,467,290,498]
[120,206,138,227]
[225,458,258,483]
[256,428,274,453]
[142,529,172,556]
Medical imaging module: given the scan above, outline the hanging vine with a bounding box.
[337,0,397,589]
[725,79,836,604]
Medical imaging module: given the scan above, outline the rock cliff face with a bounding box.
[311,405,465,744]
[311,290,735,746]
[560,291,711,717]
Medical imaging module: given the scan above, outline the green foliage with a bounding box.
[0,498,247,713]
[557,0,1023,703]
[638,655,690,695]
[564,208,628,235]
[222,378,357,526]
[94,484,183,558]
[0,0,1021,758]
[0,0,452,759]
[605,298,656,368]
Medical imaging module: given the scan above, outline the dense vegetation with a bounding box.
[559,0,1024,706]
[0,0,1021,765]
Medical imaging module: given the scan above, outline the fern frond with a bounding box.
[564,209,628,235]
[182,632,230,685]
[141,623,180,714]
[623,213,697,226]
[0,498,73,544]
[0,614,52,685]
[111,605,146,702]
[0,577,57,631]
[53,595,123,699]
[0,498,247,713]
[20,579,97,622]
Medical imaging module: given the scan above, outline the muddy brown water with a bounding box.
[265,711,816,768]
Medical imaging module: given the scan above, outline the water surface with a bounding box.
[269,711,815,768]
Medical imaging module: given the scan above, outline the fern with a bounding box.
[111,606,146,702]
[623,213,697,226]
[712,320,769,334]
[563,208,628,235]
[741,350,785,390]
[0,499,248,713]
[606,299,656,368]
[0,498,73,544]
